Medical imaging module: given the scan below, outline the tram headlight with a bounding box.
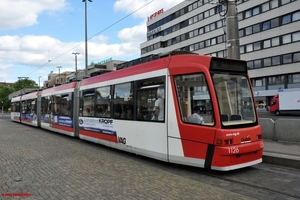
[216,139,232,145]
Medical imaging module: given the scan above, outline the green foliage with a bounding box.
[13,79,38,91]
[0,85,15,111]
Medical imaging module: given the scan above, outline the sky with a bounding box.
[0,0,186,85]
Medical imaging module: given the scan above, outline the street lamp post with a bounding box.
[72,52,80,81]
[226,0,240,59]
[39,76,42,89]
[57,66,62,84]
[83,0,92,77]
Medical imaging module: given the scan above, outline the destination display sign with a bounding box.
[210,57,247,73]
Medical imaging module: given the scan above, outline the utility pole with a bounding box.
[224,0,240,59]
[72,52,80,81]
[39,76,42,89]
[83,0,92,77]
[57,66,62,84]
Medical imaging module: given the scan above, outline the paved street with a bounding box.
[1,118,257,200]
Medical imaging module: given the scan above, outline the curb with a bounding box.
[263,152,300,169]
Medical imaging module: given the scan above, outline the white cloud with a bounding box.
[113,0,185,19]
[118,23,146,43]
[0,32,142,73]
[0,0,66,30]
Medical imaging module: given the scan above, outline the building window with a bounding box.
[194,29,199,37]
[270,0,278,9]
[283,54,292,64]
[252,6,259,16]
[190,44,194,51]
[193,2,197,10]
[262,21,270,30]
[247,61,253,69]
[240,46,244,54]
[205,25,210,32]
[199,28,204,34]
[253,24,260,33]
[205,40,211,47]
[294,52,300,62]
[292,11,300,21]
[210,23,216,31]
[282,14,291,25]
[271,18,279,28]
[245,26,252,35]
[217,51,224,57]
[199,41,205,49]
[263,40,271,48]
[209,8,215,16]
[198,13,203,21]
[292,32,300,42]
[281,0,290,5]
[272,56,280,66]
[271,37,280,46]
[239,29,244,37]
[262,2,269,12]
[204,11,209,18]
[194,43,199,50]
[253,42,261,51]
[216,5,222,14]
[246,44,253,52]
[194,15,198,23]
[181,34,186,41]
[245,9,252,18]
[216,20,223,28]
[238,12,243,21]
[217,35,223,43]
[254,60,262,68]
[211,38,216,45]
[282,34,292,44]
[263,58,271,67]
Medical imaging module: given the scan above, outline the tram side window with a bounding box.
[95,86,111,118]
[60,94,72,117]
[41,96,51,115]
[136,77,165,122]
[21,100,30,114]
[41,96,52,122]
[11,102,18,112]
[82,90,95,117]
[174,73,214,126]
[114,82,133,120]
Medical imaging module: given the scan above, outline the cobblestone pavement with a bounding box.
[0,119,256,200]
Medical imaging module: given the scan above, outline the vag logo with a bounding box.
[241,135,251,143]
[118,137,126,144]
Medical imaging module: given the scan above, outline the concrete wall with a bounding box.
[259,118,300,142]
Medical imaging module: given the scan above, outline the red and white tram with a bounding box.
[11,52,264,171]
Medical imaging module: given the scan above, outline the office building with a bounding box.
[140,0,300,106]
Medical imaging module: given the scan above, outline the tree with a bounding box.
[13,79,38,91]
[0,85,15,111]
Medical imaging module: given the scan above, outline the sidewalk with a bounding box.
[263,139,300,169]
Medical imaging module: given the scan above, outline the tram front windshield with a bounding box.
[212,73,256,126]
